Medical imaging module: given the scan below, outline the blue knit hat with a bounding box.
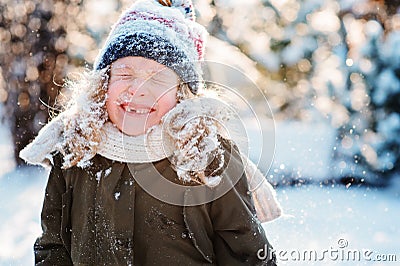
[94,0,208,93]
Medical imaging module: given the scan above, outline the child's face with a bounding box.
[106,56,179,136]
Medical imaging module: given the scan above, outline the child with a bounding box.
[20,0,281,265]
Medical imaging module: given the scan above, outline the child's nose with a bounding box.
[128,78,148,96]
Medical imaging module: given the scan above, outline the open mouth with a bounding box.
[120,103,156,114]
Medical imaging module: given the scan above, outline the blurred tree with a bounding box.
[380,0,400,15]
[0,0,128,164]
[195,0,342,120]
[1,1,71,164]
[334,0,400,185]
[195,0,400,185]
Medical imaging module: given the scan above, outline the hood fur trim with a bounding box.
[19,113,65,167]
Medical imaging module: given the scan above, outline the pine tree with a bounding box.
[334,1,400,185]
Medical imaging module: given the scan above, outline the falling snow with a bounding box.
[104,167,112,177]
[96,170,102,183]
[114,192,121,200]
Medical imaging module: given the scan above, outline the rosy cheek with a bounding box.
[161,91,174,104]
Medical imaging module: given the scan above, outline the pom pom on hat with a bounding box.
[158,0,195,20]
[94,0,207,94]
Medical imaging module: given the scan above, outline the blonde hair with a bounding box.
[56,69,109,168]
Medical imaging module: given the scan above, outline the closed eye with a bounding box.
[110,73,134,82]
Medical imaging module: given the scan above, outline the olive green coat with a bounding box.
[34,140,276,265]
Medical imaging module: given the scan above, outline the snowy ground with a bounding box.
[264,185,400,265]
[1,168,399,265]
[0,166,48,266]
[0,121,399,265]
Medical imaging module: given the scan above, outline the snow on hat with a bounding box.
[94,0,208,94]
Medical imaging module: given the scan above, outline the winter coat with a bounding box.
[34,138,277,265]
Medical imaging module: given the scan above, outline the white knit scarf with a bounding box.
[97,122,173,163]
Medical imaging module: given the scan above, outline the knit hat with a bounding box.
[94,0,208,94]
